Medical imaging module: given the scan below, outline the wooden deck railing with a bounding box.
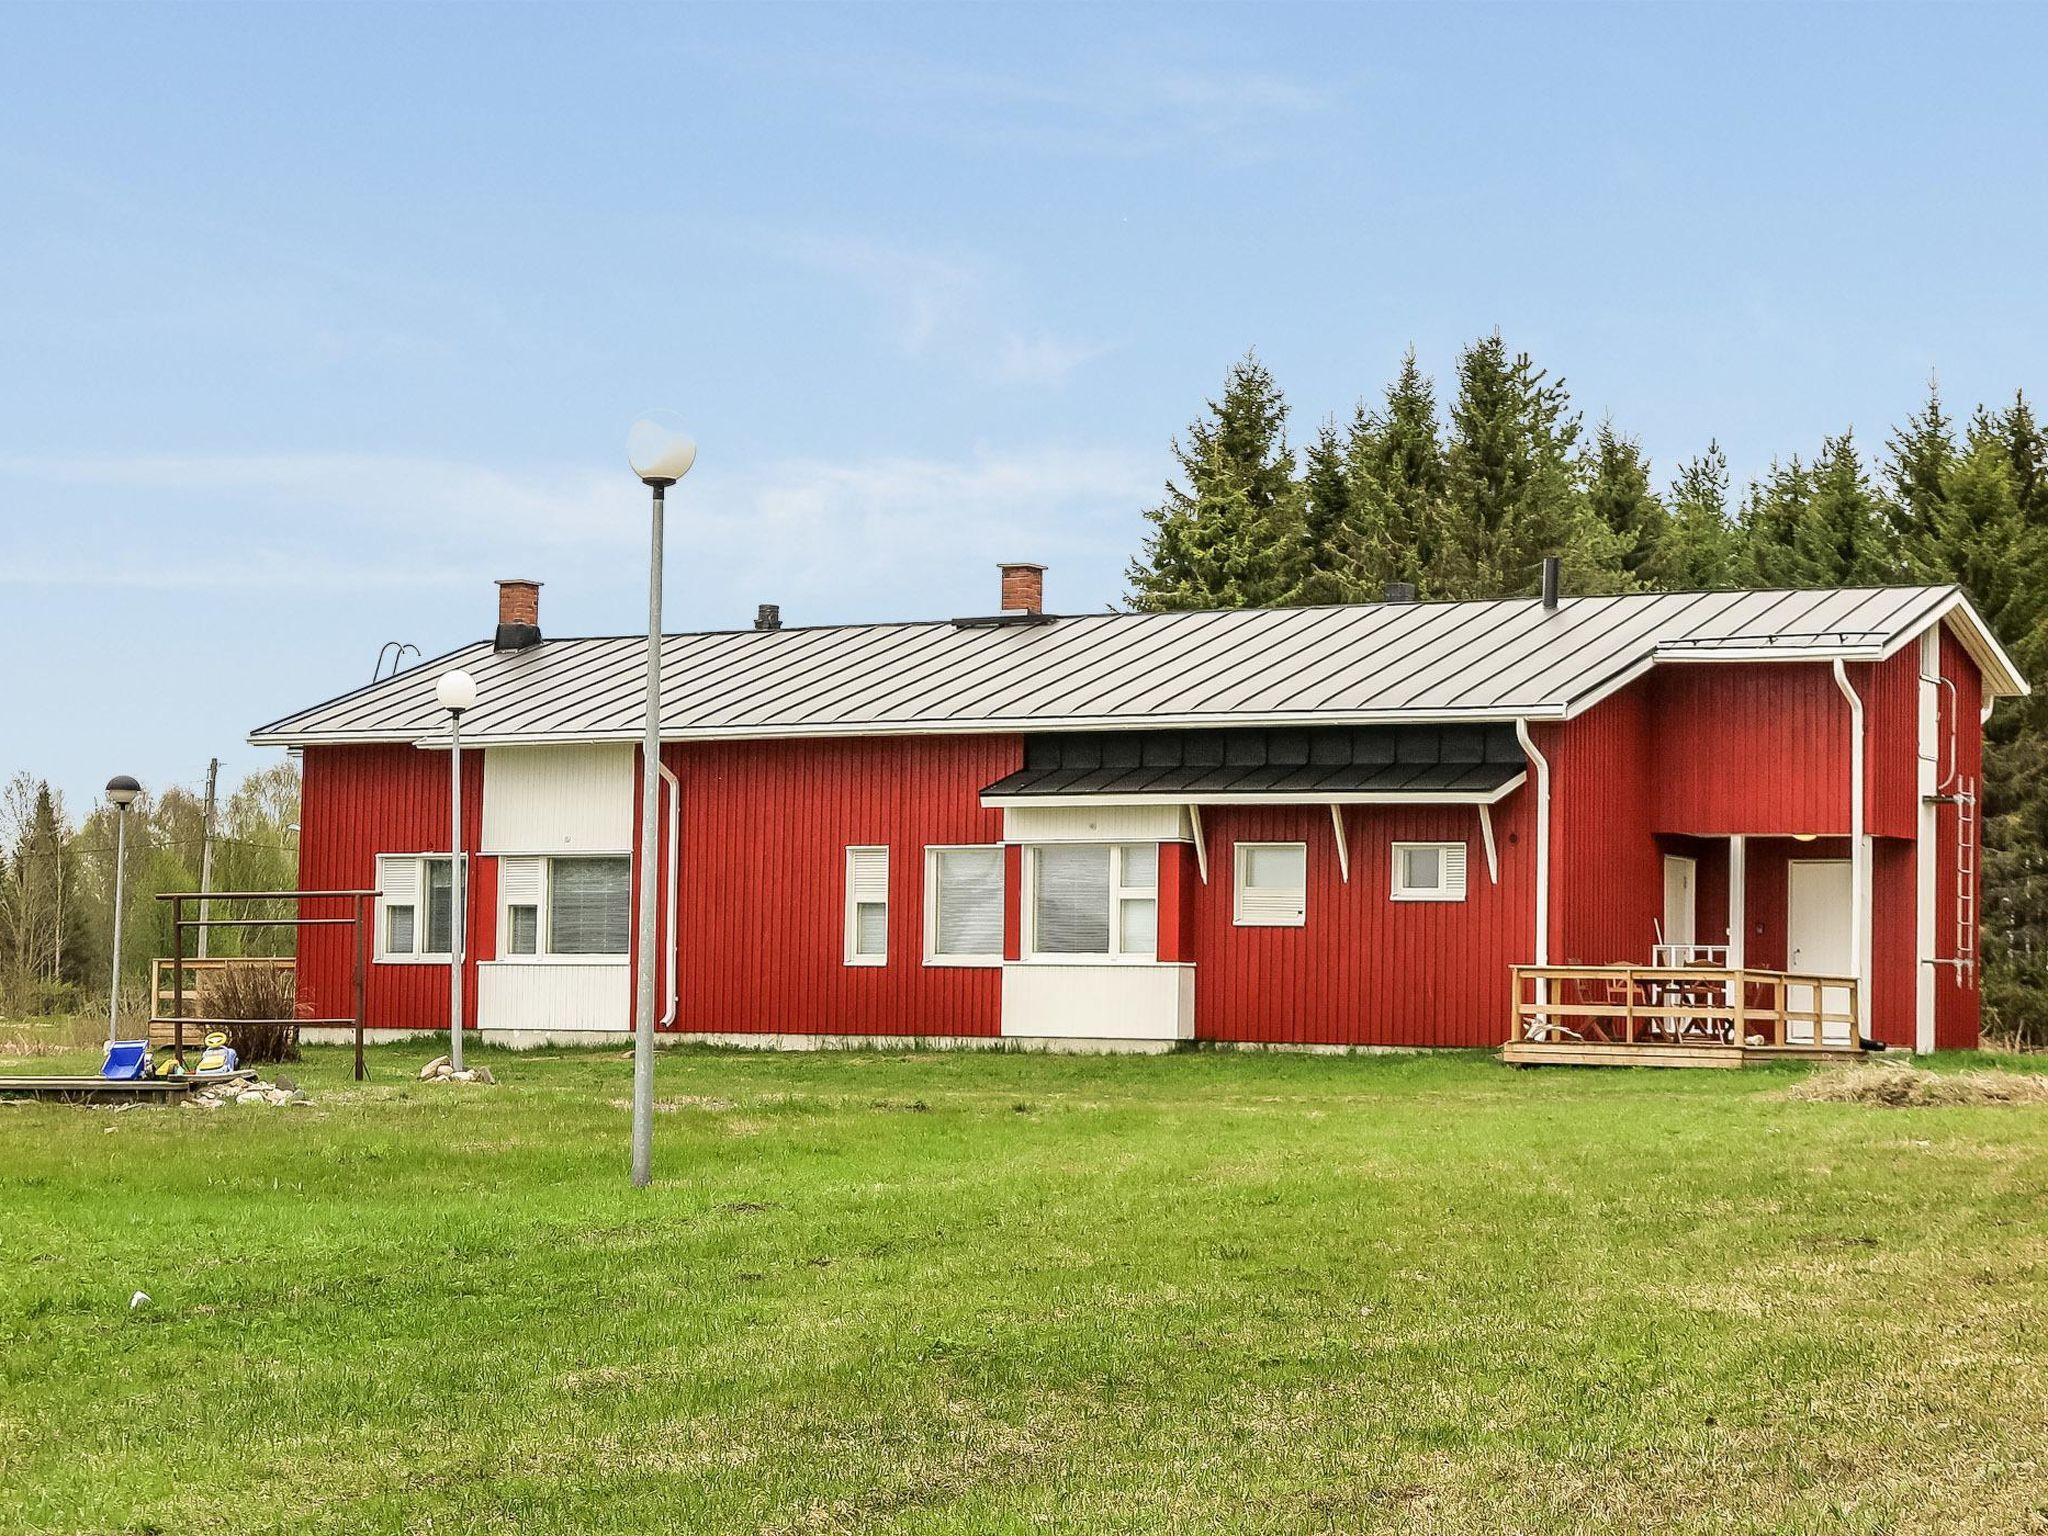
[1509,966,1860,1050]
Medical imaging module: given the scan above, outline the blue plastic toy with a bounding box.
[101,1040,150,1080]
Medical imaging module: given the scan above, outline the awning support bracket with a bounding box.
[1478,803,1499,885]
[1330,804,1351,882]
[1189,804,1209,885]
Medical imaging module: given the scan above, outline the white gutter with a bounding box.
[1514,719,1550,968]
[1832,660,1868,1031]
[657,759,681,1027]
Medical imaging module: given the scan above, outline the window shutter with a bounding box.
[934,848,1003,956]
[501,856,543,909]
[549,856,631,954]
[1033,844,1111,954]
[378,854,418,907]
[1442,843,1468,900]
[848,847,889,904]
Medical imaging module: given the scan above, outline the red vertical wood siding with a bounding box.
[1646,657,1917,840]
[1156,842,1198,963]
[1648,663,1853,836]
[1870,838,1915,1048]
[1864,648,1922,840]
[1544,689,1664,966]
[1936,629,1985,1048]
[1190,797,1535,1046]
[662,734,1020,1037]
[298,744,490,1032]
[1001,844,1024,962]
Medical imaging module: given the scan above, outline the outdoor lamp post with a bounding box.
[437,669,478,1072]
[626,411,697,1188]
[104,775,141,1044]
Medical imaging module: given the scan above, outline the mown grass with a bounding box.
[2,1040,2046,1534]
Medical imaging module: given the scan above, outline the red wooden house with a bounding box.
[250,564,2025,1057]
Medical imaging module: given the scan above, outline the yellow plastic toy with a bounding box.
[195,1031,239,1076]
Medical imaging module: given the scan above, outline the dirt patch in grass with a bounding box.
[1783,1061,2048,1107]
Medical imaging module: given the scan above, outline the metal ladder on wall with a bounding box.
[1954,773,1979,988]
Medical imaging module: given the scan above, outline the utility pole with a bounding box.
[197,757,219,960]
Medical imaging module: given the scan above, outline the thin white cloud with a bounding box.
[0,445,1156,620]
[777,232,1110,386]
[798,51,1334,162]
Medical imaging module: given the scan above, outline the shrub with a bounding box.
[197,964,301,1063]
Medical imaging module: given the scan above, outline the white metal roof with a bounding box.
[247,584,2027,749]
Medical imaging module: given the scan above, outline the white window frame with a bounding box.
[492,853,633,966]
[1021,842,1158,963]
[375,853,455,964]
[1233,841,1307,927]
[1391,840,1468,903]
[845,846,890,967]
[923,845,1006,968]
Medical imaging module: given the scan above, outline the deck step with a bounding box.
[1500,1041,1868,1069]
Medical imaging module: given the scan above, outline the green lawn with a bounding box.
[3,1042,2046,1535]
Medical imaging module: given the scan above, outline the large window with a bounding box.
[926,846,1004,965]
[845,846,889,966]
[1391,841,1468,902]
[377,854,454,960]
[1027,843,1156,960]
[496,855,632,958]
[1234,842,1307,927]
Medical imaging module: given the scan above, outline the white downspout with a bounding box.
[657,759,681,1027]
[1832,660,1869,1036]
[1515,719,1551,969]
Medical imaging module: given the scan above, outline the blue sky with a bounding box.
[4,1,2046,812]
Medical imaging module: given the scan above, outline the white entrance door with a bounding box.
[1662,856,1697,953]
[1787,860,1855,1046]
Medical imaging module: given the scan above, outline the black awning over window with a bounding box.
[981,723,1526,800]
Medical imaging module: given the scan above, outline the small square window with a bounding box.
[1234,842,1306,927]
[1392,841,1468,902]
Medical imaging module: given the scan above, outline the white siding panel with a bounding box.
[1001,962,1194,1040]
[1003,803,1191,844]
[476,960,631,1032]
[482,744,634,852]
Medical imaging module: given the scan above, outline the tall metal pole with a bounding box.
[197,756,219,960]
[631,480,666,1187]
[448,707,466,1072]
[107,806,128,1045]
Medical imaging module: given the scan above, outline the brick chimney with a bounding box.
[999,562,1046,615]
[495,578,543,652]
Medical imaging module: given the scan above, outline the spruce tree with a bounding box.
[1349,347,1446,586]
[1434,332,1632,598]
[1583,420,1669,579]
[1281,419,1372,605]
[1885,381,1957,575]
[1128,352,1304,611]
[1737,455,1813,586]
[1790,432,1902,585]
[1653,443,1740,588]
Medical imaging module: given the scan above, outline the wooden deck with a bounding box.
[1504,964,1867,1069]
[0,1070,256,1104]
[1500,1040,1868,1069]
